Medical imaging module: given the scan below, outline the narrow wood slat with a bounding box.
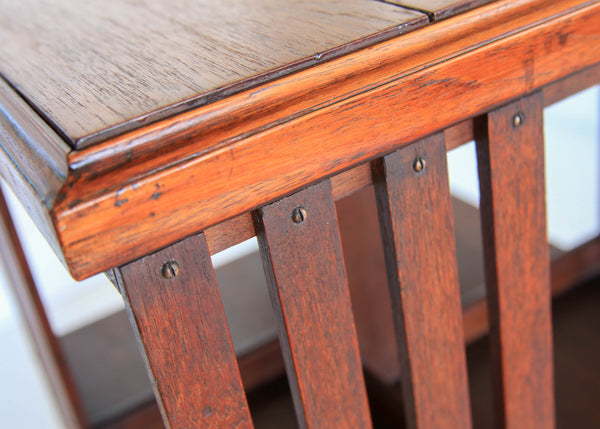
[372,133,472,429]
[255,180,372,429]
[114,233,253,429]
[476,92,554,428]
[0,187,86,428]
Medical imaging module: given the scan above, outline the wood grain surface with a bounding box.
[476,93,555,428]
[0,77,68,263]
[0,188,86,428]
[373,134,471,429]
[388,0,494,21]
[336,186,400,384]
[255,180,372,429]
[115,233,253,429]
[0,0,425,147]
[54,0,599,279]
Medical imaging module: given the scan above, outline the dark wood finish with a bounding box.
[543,62,600,106]
[255,180,372,429]
[373,133,471,429]
[60,311,154,426]
[476,93,555,428]
[0,188,86,428]
[56,0,600,279]
[238,339,286,393]
[114,233,253,429]
[99,402,164,429]
[0,77,68,262]
[337,186,400,384]
[386,0,494,21]
[468,278,600,429]
[0,0,425,147]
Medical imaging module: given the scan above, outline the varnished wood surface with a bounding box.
[374,134,471,428]
[0,188,85,428]
[255,181,372,428]
[0,0,425,147]
[388,0,495,21]
[54,0,600,279]
[0,77,68,262]
[337,186,400,384]
[115,234,253,428]
[476,93,555,428]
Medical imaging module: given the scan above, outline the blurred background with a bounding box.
[1,85,598,428]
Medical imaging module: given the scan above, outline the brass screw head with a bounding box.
[291,207,307,224]
[413,156,426,173]
[513,112,524,127]
[161,260,180,279]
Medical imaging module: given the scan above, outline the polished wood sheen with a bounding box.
[373,134,471,429]
[0,0,425,146]
[115,234,253,428]
[255,180,372,429]
[55,0,600,279]
[476,93,555,428]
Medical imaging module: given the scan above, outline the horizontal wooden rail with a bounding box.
[0,0,597,279]
[53,0,599,279]
[205,61,600,255]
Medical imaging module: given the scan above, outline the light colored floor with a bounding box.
[0,85,598,428]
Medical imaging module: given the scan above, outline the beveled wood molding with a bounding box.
[1,0,599,280]
[59,0,600,279]
[0,76,69,263]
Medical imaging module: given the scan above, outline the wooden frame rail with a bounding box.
[1,0,599,428]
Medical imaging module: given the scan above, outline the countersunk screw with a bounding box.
[291,207,307,224]
[413,156,426,173]
[513,112,524,127]
[161,260,180,279]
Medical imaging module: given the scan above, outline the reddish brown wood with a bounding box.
[114,233,253,429]
[336,186,400,384]
[543,62,600,106]
[373,133,471,429]
[55,0,600,280]
[255,180,372,429]
[0,187,86,428]
[476,92,554,428]
[237,339,286,393]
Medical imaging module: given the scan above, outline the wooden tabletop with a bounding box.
[1,0,597,280]
[0,0,431,148]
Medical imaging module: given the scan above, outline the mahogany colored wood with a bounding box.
[238,339,286,393]
[543,62,600,106]
[255,180,372,429]
[114,233,253,429]
[476,92,555,428]
[0,187,86,428]
[0,0,425,147]
[373,133,471,429]
[337,186,400,384]
[55,0,600,280]
[386,0,494,21]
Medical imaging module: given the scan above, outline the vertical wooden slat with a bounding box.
[476,92,555,428]
[373,133,472,429]
[114,233,253,429]
[0,187,86,429]
[255,180,372,429]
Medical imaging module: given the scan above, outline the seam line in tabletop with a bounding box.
[72,13,428,149]
[68,0,596,179]
[0,74,75,149]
